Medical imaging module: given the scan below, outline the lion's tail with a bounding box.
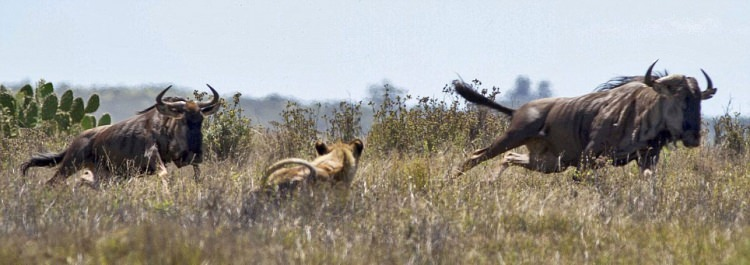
[261,158,317,186]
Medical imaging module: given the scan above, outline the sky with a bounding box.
[1,1,748,116]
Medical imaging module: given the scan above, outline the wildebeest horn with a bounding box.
[643,60,658,87]
[700,69,717,100]
[156,85,185,111]
[156,85,172,104]
[198,84,220,108]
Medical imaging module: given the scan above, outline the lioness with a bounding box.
[259,139,364,196]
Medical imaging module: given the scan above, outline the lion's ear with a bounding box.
[315,141,329,155]
[350,139,364,158]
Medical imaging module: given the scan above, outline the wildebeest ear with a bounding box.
[315,141,329,155]
[651,74,684,96]
[701,88,717,100]
[350,139,364,158]
[156,104,185,118]
[201,103,221,116]
[700,69,717,100]
[650,83,671,95]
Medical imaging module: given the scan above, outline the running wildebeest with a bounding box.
[452,61,717,180]
[21,84,221,187]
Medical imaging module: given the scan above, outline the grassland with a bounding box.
[2,129,749,264]
[1,88,749,264]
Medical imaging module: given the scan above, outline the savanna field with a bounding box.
[1,83,750,264]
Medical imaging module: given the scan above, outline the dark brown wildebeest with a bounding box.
[452,61,717,180]
[21,84,221,187]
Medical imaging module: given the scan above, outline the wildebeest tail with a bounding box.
[453,80,515,116]
[21,152,65,176]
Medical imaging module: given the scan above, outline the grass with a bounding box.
[2,131,749,264]
[2,84,749,264]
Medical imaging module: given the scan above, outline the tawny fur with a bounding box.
[260,139,364,195]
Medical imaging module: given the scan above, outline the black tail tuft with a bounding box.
[452,80,515,116]
[21,152,65,176]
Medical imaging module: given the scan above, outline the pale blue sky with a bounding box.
[1,1,748,116]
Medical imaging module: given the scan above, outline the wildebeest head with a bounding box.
[642,61,717,147]
[153,84,221,166]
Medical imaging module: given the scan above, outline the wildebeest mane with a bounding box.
[136,96,189,114]
[594,70,669,92]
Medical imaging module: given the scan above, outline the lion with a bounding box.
[259,139,364,196]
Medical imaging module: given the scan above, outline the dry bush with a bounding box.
[713,111,750,157]
[367,80,509,156]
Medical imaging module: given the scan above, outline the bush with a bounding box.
[196,91,255,161]
[269,101,321,159]
[323,101,363,142]
[713,111,750,156]
[366,80,509,155]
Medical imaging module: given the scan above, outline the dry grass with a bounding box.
[2,129,749,264]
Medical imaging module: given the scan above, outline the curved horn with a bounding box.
[643,60,658,87]
[198,84,220,108]
[700,69,717,100]
[154,85,185,117]
[155,85,185,108]
[156,85,173,105]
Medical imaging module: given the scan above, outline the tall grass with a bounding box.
[2,84,749,264]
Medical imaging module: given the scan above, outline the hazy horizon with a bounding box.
[2,1,748,116]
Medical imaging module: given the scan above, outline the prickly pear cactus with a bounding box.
[81,115,96,130]
[99,113,112,126]
[37,83,54,101]
[84,94,100,113]
[16,85,33,109]
[22,101,39,127]
[59,90,73,112]
[2,81,110,137]
[0,92,16,116]
[41,94,58,121]
[70,97,85,124]
[55,113,71,132]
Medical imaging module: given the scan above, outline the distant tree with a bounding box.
[537,80,552,98]
[367,79,406,105]
[503,76,553,107]
[504,76,531,106]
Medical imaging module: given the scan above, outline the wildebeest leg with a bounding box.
[192,165,201,182]
[144,144,168,177]
[47,166,76,186]
[637,151,660,178]
[46,155,83,186]
[493,151,564,180]
[490,152,528,181]
[453,130,533,178]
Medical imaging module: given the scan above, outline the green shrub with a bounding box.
[200,92,255,161]
[366,80,509,155]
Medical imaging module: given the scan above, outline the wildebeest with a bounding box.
[451,61,717,179]
[21,84,221,187]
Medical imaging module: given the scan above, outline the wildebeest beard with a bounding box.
[182,120,204,165]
